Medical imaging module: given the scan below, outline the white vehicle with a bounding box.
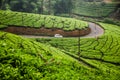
[54,34,63,38]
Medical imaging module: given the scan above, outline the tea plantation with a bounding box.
[0,10,120,79]
[0,10,88,31]
[73,1,117,17]
[35,23,120,80]
[1,30,120,79]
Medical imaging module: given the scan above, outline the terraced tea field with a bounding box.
[35,23,120,79]
[0,10,88,31]
[0,10,120,79]
[1,30,120,79]
[74,2,117,17]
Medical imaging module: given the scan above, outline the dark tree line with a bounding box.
[0,0,73,15]
[54,0,73,14]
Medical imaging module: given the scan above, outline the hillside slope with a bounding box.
[73,0,117,17]
[0,10,90,36]
[1,30,120,80]
[0,31,107,79]
[34,23,120,80]
[0,10,88,30]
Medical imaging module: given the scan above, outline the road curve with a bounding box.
[20,22,104,38]
[81,22,104,38]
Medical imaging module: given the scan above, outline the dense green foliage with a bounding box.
[0,0,120,79]
[73,1,117,17]
[0,0,73,15]
[102,18,120,26]
[0,10,88,30]
[0,24,7,29]
[0,0,118,17]
[35,23,120,79]
[1,31,118,80]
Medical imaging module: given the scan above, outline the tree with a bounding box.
[54,0,73,15]
[40,0,44,14]
[48,0,51,14]
[0,0,7,9]
[4,0,44,13]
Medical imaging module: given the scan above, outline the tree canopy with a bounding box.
[0,0,73,15]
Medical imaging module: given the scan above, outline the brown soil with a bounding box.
[2,26,91,37]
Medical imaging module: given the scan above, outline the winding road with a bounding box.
[20,22,104,38]
[81,22,104,38]
[19,22,104,68]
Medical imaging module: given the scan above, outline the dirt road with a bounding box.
[81,23,104,38]
[20,22,104,38]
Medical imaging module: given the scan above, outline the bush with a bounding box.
[0,25,8,29]
[102,18,120,26]
[103,18,115,24]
